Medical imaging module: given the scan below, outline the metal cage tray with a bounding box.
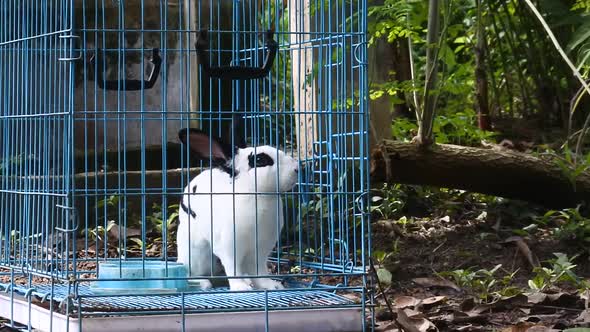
[1,282,359,313]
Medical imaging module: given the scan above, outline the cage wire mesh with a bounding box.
[0,0,371,331]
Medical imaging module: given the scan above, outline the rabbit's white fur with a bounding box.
[176,130,299,291]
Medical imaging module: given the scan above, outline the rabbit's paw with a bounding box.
[229,279,254,292]
[188,279,213,290]
[198,279,213,290]
[255,278,284,290]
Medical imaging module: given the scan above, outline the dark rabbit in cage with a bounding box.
[175,118,300,291]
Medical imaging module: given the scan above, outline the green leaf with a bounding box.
[439,43,456,68]
[454,45,466,53]
[396,216,408,225]
[377,268,393,285]
[567,21,590,52]
[563,329,590,332]
[167,212,179,227]
[544,210,557,217]
[371,196,384,202]
[512,229,529,236]
[489,264,502,275]
[453,36,469,44]
[373,250,387,262]
[129,238,144,249]
[528,279,541,290]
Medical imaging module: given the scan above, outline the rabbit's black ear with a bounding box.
[178,128,234,163]
[231,112,247,149]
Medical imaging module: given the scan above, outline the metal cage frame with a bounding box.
[0,0,372,331]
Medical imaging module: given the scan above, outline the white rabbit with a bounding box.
[175,127,299,291]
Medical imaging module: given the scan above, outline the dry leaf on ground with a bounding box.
[394,296,421,309]
[503,236,540,268]
[501,322,538,332]
[412,277,461,292]
[421,296,447,308]
[397,308,434,332]
[375,321,401,332]
[527,292,548,304]
[525,326,561,332]
[575,309,590,324]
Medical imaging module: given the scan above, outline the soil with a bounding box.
[368,196,590,332]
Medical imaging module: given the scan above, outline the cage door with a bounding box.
[0,0,77,278]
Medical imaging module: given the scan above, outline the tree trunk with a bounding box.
[289,0,317,161]
[370,140,590,208]
[368,30,396,148]
[475,0,491,131]
[417,0,441,146]
[392,38,413,118]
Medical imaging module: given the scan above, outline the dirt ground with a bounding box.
[368,196,590,332]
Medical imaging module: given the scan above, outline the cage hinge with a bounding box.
[23,287,38,300]
[58,33,82,62]
[354,191,371,216]
[353,42,368,66]
[55,204,79,233]
[58,294,76,314]
[3,284,12,293]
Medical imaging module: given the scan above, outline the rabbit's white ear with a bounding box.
[178,128,232,163]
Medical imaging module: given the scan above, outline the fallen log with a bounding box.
[370,140,590,209]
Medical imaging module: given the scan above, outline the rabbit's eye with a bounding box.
[248,152,274,168]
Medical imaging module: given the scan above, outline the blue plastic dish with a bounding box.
[90,261,191,295]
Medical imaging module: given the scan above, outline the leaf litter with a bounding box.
[369,202,590,332]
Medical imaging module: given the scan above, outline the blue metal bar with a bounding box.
[0,0,371,329]
[0,30,72,47]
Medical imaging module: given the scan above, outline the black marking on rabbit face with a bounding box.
[192,185,197,193]
[180,200,197,219]
[248,152,274,169]
[218,162,239,178]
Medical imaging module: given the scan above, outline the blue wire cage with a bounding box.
[0,0,372,331]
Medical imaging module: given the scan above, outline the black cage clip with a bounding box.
[89,48,162,91]
[195,29,278,80]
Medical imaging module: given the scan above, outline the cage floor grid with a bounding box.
[1,282,358,314]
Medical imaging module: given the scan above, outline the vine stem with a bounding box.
[369,257,395,323]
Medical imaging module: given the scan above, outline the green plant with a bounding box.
[86,195,128,242]
[528,253,582,291]
[0,153,39,176]
[366,0,590,139]
[577,279,590,295]
[371,240,400,285]
[147,202,180,235]
[367,0,423,45]
[93,194,134,226]
[88,220,117,242]
[372,239,401,266]
[370,183,407,220]
[572,0,590,12]
[298,188,332,221]
[439,264,522,303]
[536,205,590,251]
[95,194,120,209]
[391,109,497,146]
[390,117,419,142]
[433,109,498,146]
[1,230,20,245]
[297,167,362,221]
[551,147,590,190]
[128,237,144,250]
